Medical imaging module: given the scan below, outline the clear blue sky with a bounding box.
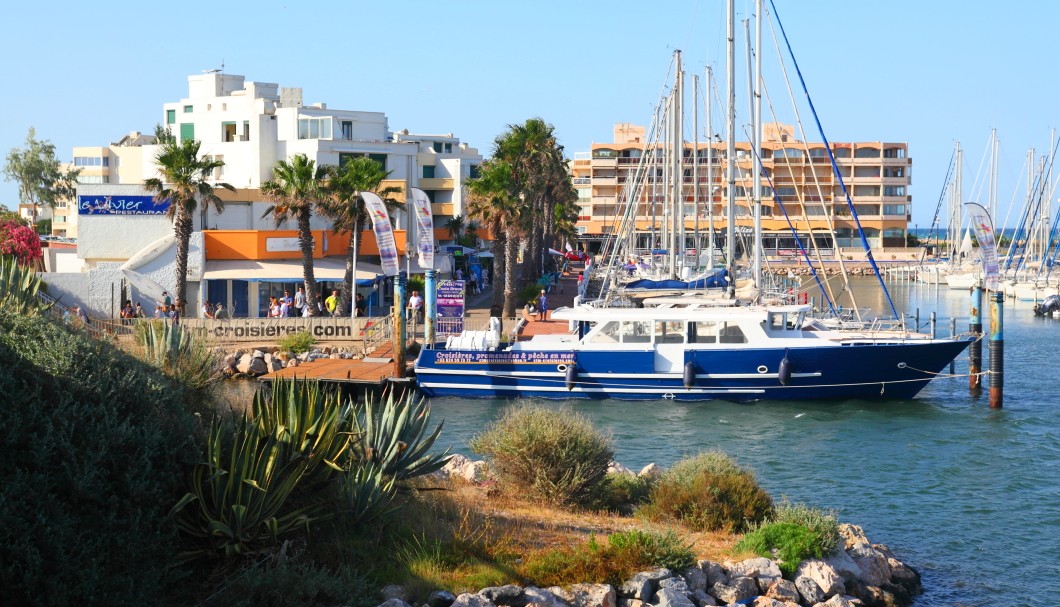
[2,0,1057,229]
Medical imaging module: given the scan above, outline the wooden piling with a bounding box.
[989,290,1003,408]
[969,284,982,393]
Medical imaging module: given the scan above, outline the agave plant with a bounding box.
[339,461,400,525]
[252,379,355,492]
[353,387,451,482]
[139,320,216,389]
[0,254,48,316]
[169,415,321,565]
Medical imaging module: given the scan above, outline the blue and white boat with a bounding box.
[413,303,973,401]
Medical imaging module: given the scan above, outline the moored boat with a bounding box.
[414,303,972,401]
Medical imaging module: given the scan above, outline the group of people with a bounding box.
[323,290,367,317]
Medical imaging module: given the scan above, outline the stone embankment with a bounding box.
[216,346,360,377]
[398,456,923,607]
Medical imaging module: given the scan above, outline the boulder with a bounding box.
[749,598,787,607]
[697,560,728,587]
[727,557,782,592]
[452,593,497,607]
[619,568,671,600]
[427,590,458,607]
[764,579,800,603]
[523,586,565,607]
[616,600,643,607]
[608,461,636,477]
[794,575,824,605]
[680,566,708,592]
[709,576,757,604]
[690,589,717,606]
[377,600,412,607]
[638,463,664,480]
[252,349,265,359]
[653,587,695,607]
[795,559,844,598]
[381,585,411,602]
[548,584,616,607]
[846,544,891,588]
[441,454,490,483]
[285,358,300,368]
[812,595,856,607]
[822,548,863,585]
[838,524,871,549]
[480,585,525,606]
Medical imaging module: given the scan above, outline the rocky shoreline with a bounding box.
[409,457,923,607]
[216,345,360,377]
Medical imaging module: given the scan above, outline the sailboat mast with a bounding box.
[671,51,684,279]
[693,73,700,269]
[706,65,715,270]
[752,3,764,291]
[726,0,736,296]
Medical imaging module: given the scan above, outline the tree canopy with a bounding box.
[2,128,79,211]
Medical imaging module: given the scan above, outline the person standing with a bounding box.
[161,291,172,312]
[279,296,290,318]
[325,290,339,316]
[202,300,215,319]
[407,290,424,321]
[355,293,366,317]
[537,289,548,322]
[294,286,306,317]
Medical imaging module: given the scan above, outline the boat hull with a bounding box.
[414,338,972,402]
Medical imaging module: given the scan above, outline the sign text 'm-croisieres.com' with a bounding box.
[78,195,172,216]
[180,318,382,343]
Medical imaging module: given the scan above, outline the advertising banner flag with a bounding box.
[363,192,399,276]
[965,202,1000,291]
[410,187,435,268]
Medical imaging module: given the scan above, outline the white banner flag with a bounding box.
[410,187,435,268]
[363,192,399,276]
[965,202,1000,291]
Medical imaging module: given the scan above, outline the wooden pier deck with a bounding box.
[260,341,411,385]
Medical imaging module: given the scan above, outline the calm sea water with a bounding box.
[428,277,1060,607]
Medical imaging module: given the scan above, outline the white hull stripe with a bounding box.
[415,368,822,380]
[416,381,765,395]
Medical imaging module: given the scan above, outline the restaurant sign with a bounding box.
[78,195,171,216]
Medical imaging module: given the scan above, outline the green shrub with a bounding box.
[516,283,542,307]
[0,254,48,316]
[587,472,655,514]
[736,501,840,575]
[469,404,613,507]
[520,529,693,588]
[638,451,772,533]
[0,311,201,605]
[138,320,217,390]
[278,330,315,354]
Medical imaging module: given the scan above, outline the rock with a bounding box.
[480,585,525,606]
[838,524,871,549]
[616,599,641,607]
[794,575,824,605]
[823,548,863,585]
[795,559,845,598]
[267,355,283,372]
[690,589,717,606]
[252,349,265,359]
[441,454,490,483]
[749,598,787,607]
[608,461,636,476]
[452,593,497,607]
[548,584,616,607]
[812,595,856,607]
[728,557,782,592]
[653,587,695,607]
[697,560,728,587]
[619,568,671,600]
[887,561,922,596]
[377,600,412,607]
[709,576,756,604]
[523,586,565,607]
[657,577,689,595]
[427,590,458,607]
[285,358,300,368]
[680,566,708,592]
[638,463,664,480]
[846,544,891,588]
[764,579,800,603]
[381,585,411,602]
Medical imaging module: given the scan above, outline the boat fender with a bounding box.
[683,361,696,388]
[565,364,577,391]
[778,355,792,385]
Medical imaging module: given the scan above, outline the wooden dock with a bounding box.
[260,341,412,386]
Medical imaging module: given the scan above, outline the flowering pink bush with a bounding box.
[0,219,43,266]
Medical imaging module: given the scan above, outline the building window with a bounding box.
[76,175,109,184]
[180,123,195,142]
[340,120,353,140]
[74,156,109,167]
[469,164,480,179]
[183,105,193,113]
[166,109,176,125]
[444,143,452,153]
[854,147,880,159]
[432,142,443,153]
[883,166,905,178]
[883,147,906,159]
[337,152,386,171]
[883,186,906,197]
[423,165,436,178]
[853,185,879,197]
[242,121,250,142]
[883,204,907,215]
[297,117,333,140]
[222,122,237,142]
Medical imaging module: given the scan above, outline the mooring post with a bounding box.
[930,311,936,338]
[393,271,407,379]
[989,290,1004,408]
[915,307,920,331]
[424,269,437,348]
[969,284,983,393]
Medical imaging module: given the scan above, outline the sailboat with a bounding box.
[414,0,972,402]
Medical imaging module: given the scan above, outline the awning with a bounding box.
[203,257,384,285]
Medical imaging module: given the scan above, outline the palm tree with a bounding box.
[466,160,522,316]
[145,139,233,304]
[261,154,329,316]
[444,215,465,242]
[323,156,402,315]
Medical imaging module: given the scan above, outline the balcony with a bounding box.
[431,202,455,216]
[419,177,455,190]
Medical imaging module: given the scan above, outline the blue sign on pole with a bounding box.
[78,195,171,216]
[436,279,466,335]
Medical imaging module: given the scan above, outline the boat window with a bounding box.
[588,321,620,343]
[691,321,718,343]
[654,320,685,344]
[718,322,747,343]
[767,312,801,331]
[621,321,653,343]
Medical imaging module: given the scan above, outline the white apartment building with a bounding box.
[49,72,483,318]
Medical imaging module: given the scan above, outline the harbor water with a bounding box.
[429,277,1060,606]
